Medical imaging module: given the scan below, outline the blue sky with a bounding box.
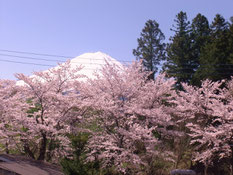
[0,0,233,79]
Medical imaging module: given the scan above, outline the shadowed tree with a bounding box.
[190,13,210,86]
[163,11,194,89]
[133,20,165,79]
[195,14,233,83]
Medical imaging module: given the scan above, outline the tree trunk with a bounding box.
[37,132,47,161]
[46,139,54,162]
[175,154,181,169]
[5,141,9,154]
[23,142,35,159]
[204,165,208,175]
[175,141,182,169]
[231,146,233,175]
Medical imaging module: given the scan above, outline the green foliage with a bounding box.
[26,100,41,119]
[152,157,174,175]
[163,12,233,88]
[61,133,114,175]
[61,133,91,175]
[133,19,165,79]
[190,13,211,86]
[163,11,194,89]
[195,14,233,85]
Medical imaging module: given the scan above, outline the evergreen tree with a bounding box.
[228,17,233,65]
[190,13,211,86]
[133,20,165,79]
[191,13,210,55]
[163,11,194,89]
[196,14,233,82]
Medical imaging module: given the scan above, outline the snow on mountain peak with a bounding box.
[16,52,123,85]
[71,51,121,65]
[69,51,123,80]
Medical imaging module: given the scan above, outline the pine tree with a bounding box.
[163,11,194,89]
[228,17,233,65]
[190,13,211,86]
[133,20,165,79]
[196,14,233,82]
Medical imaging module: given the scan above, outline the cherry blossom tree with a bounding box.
[0,79,20,154]
[173,79,233,175]
[3,57,232,174]
[82,61,176,174]
[0,61,86,162]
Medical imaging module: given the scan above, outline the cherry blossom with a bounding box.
[83,61,176,174]
[0,61,85,161]
[173,79,233,174]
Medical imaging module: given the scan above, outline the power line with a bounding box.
[0,53,128,65]
[1,50,232,66]
[167,72,233,75]
[0,58,232,77]
[0,59,118,71]
[0,49,71,59]
[0,49,131,63]
[0,55,232,70]
[1,48,233,65]
[166,68,233,70]
[164,63,233,66]
[0,53,62,62]
[0,48,232,68]
[0,59,54,67]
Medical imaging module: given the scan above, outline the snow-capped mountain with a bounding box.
[68,51,123,79]
[16,52,123,85]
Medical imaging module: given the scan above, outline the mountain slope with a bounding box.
[16,52,123,85]
[69,51,123,79]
